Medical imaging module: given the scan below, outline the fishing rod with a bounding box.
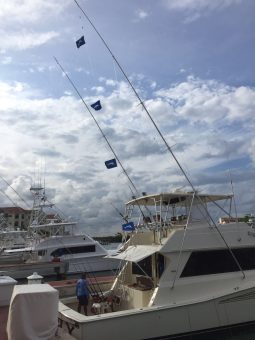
[72,0,245,279]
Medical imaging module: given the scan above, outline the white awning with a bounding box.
[107,245,160,262]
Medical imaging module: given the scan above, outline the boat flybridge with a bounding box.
[59,190,255,339]
[0,185,120,278]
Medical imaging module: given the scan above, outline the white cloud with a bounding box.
[1,56,12,65]
[1,75,255,234]
[163,0,243,22]
[0,0,69,25]
[91,86,105,94]
[0,0,69,51]
[155,76,255,124]
[0,30,59,51]
[163,0,242,12]
[135,9,149,20]
[150,81,157,89]
[64,91,73,96]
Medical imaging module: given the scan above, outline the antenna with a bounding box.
[228,169,238,221]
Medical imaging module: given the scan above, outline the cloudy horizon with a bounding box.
[0,0,255,236]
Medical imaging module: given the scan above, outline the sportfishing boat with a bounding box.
[58,190,255,339]
[36,2,255,338]
[0,185,120,279]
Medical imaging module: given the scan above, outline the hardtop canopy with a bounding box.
[126,191,233,207]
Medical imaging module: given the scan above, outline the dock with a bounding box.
[0,274,115,339]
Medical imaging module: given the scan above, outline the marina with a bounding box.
[0,0,254,339]
[54,191,255,339]
[0,185,121,279]
[3,191,255,339]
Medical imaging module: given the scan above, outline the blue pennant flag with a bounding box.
[76,36,85,48]
[105,158,117,169]
[122,221,135,232]
[91,100,102,111]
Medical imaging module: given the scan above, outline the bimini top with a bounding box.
[126,191,233,207]
[107,245,161,262]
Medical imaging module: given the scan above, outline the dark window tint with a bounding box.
[50,245,96,257]
[132,256,152,277]
[156,253,165,278]
[181,247,255,277]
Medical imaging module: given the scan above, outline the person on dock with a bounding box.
[76,273,90,315]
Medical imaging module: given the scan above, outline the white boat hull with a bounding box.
[67,256,120,274]
[0,261,68,279]
[67,287,255,339]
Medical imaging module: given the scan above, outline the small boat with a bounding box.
[58,190,255,339]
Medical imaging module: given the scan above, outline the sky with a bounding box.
[0,0,255,236]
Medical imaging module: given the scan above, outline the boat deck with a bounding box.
[0,305,76,340]
[0,306,75,340]
[0,275,115,339]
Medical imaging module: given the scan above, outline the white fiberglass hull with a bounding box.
[67,256,120,274]
[67,286,255,340]
[0,261,68,279]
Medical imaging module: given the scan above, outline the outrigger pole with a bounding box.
[54,57,138,195]
[72,0,246,279]
[72,0,200,194]
[54,57,146,221]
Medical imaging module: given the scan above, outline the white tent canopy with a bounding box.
[107,245,160,262]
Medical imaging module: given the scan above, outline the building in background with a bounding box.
[0,207,31,230]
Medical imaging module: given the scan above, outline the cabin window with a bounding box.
[180,247,255,277]
[38,250,46,256]
[132,256,152,277]
[156,253,165,278]
[50,245,96,257]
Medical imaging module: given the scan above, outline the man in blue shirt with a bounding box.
[76,273,90,315]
